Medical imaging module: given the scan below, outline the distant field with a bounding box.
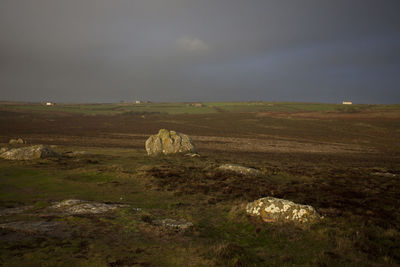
[1,101,399,115]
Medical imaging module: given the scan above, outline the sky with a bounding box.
[0,0,399,104]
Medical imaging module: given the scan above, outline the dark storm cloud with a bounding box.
[0,0,399,103]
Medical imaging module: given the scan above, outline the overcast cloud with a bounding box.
[177,37,209,52]
[0,0,399,103]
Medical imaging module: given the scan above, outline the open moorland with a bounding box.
[0,101,399,266]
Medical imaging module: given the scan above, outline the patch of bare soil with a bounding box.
[192,135,372,154]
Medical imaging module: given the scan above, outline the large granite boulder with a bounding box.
[246,197,320,224]
[0,145,59,160]
[145,129,196,156]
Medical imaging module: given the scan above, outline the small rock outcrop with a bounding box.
[145,129,196,156]
[153,218,193,231]
[64,151,90,157]
[185,153,200,158]
[246,197,320,224]
[218,164,262,176]
[0,145,59,160]
[9,138,25,145]
[49,199,128,215]
[371,172,397,178]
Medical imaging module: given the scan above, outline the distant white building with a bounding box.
[45,102,54,106]
[135,100,142,104]
[342,101,352,105]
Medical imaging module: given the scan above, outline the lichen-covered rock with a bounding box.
[49,199,128,215]
[0,145,59,160]
[153,218,193,231]
[9,138,25,145]
[145,129,196,156]
[218,164,262,176]
[246,197,320,224]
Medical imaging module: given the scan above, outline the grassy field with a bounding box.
[2,101,399,115]
[0,102,399,266]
